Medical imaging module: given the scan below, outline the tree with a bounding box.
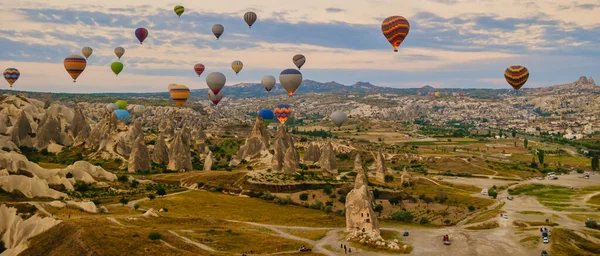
[468,205,475,211]
[149,232,162,240]
[512,130,517,137]
[374,204,384,216]
[435,190,448,204]
[537,150,545,166]
[524,138,528,148]
[156,187,166,197]
[384,174,394,183]
[119,197,129,206]
[585,220,598,229]
[592,156,599,171]
[419,216,430,225]
[389,197,401,205]
[299,193,309,201]
[130,180,139,188]
[66,172,73,178]
[391,210,414,222]
[148,194,156,200]
[488,188,498,199]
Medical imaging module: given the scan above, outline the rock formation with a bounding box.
[283,146,299,174]
[152,133,169,164]
[273,126,294,150]
[70,105,91,143]
[128,134,151,173]
[318,140,338,175]
[372,149,387,183]
[115,136,131,157]
[231,116,269,166]
[345,155,379,236]
[10,111,33,147]
[303,142,321,164]
[86,111,118,151]
[0,204,62,256]
[271,137,286,172]
[400,167,411,186]
[204,151,213,171]
[34,115,73,150]
[162,120,175,139]
[167,127,192,171]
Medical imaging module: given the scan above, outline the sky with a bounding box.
[0,0,599,93]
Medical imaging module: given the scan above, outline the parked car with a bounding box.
[503,214,508,219]
[403,232,409,236]
[299,246,312,252]
[541,250,549,256]
[507,196,514,200]
[543,237,549,243]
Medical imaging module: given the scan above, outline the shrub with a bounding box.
[468,205,475,211]
[246,165,254,170]
[66,172,73,178]
[419,217,430,225]
[324,206,333,213]
[384,174,394,183]
[118,175,129,183]
[130,180,139,188]
[74,182,90,192]
[119,197,129,206]
[299,193,309,201]
[444,219,451,224]
[323,185,333,195]
[197,182,205,188]
[148,194,156,200]
[156,187,166,196]
[374,204,384,215]
[148,232,162,240]
[92,199,101,205]
[134,204,140,210]
[310,200,323,210]
[585,220,598,229]
[391,210,414,222]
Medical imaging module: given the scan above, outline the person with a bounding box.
[349,248,352,253]
[341,243,343,248]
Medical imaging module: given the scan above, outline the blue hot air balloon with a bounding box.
[257,109,274,126]
[113,109,131,124]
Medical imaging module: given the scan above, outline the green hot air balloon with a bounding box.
[115,100,127,109]
[111,62,124,76]
[174,5,184,17]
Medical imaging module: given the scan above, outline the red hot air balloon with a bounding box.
[194,64,205,77]
[381,16,410,52]
[135,28,148,44]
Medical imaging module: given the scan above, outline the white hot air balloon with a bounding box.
[279,69,302,97]
[261,75,276,93]
[206,72,226,94]
[208,90,224,105]
[106,103,119,112]
[331,111,348,129]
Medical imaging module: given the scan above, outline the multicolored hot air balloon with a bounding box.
[279,69,302,96]
[244,12,257,28]
[257,109,274,126]
[113,109,130,124]
[133,105,145,114]
[208,90,224,105]
[331,111,348,129]
[231,60,243,75]
[261,75,276,93]
[169,85,190,107]
[194,64,205,77]
[3,68,20,88]
[174,5,184,17]
[115,100,127,109]
[381,16,410,52]
[206,72,226,94]
[293,54,306,69]
[114,47,125,59]
[504,65,529,90]
[212,24,224,40]
[64,54,87,82]
[274,104,292,126]
[82,47,93,60]
[135,28,148,44]
[106,103,119,112]
[111,62,124,76]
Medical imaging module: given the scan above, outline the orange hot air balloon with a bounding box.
[381,16,410,52]
[64,54,87,82]
[274,104,292,125]
[169,85,190,107]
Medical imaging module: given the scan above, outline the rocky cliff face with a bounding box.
[372,149,387,183]
[204,151,213,171]
[318,140,337,175]
[0,204,62,256]
[167,127,192,171]
[34,114,73,150]
[231,116,270,166]
[86,112,118,151]
[152,133,169,164]
[283,146,299,174]
[345,155,379,236]
[10,111,33,147]
[70,105,91,143]
[303,142,321,164]
[128,134,151,173]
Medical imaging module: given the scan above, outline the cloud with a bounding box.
[325,8,345,13]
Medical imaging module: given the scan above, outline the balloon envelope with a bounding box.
[3,68,20,87]
[82,47,93,59]
[212,24,224,39]
[174,5,184,17]
[111,62,124,76]
[135,28,148,44]
[106,103,119,112]
[208,90,224,105]
[64,54,87,82]
[231,60,243,75]
[504,66,529,90]
[331,111,348,128]
[381,16,410,52]
[113,109,130,124]
[114,47,125,59]
[244,12,257,28]
[133,105,145,114]
[194,64,205,77]
[261,75,276,93]
[279,69,302,96]
[293,54,306,69]
[169,85,190,107]
[206,72,226,94]
[257,109,274,125]
[115,100,127,109]
[274,104,292,125]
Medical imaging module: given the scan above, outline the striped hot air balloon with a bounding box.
[64,54,87,82]
[244,12,257,28]
[504,66,529,90]
[82,47,93,59]
[274,104,292,126]
[169,85,190,107]
[133,105,145,114]
[231,60,243,75]
[194,64,205,77]
[135,28,148,44]
[381,16,410,52]
[3,68,20,88]
[174,5,185,17]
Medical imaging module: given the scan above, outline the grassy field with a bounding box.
[37,162,69,169]
[566,214,600,222]
[588,194,600,205]
[465,221,499,230]
[518,235,540,249]
[509,155,590,168]
[518,211,545,215]
[509,184,577,211]
[280,229,328,241]
[138,191,345,227]
[550,228,600,256]
[465,203,505,225]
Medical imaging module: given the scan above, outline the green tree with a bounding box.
[156,187,166,197]
[537,150,545,166]
[419,216,430,225]
[119,197,129,206]
[524,138,528,148]
[374,204,384,216]
[592,156,599,171]
[149,232,162,240]
[585,220,598,229]
[384,174,394,183]
[148,194,156,200]
[391,210,414,222]
[468,205,475,211]
[488,188,498,199]
[299,193,309,201]
[512,130,517,137]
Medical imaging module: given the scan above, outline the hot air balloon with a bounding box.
[231,60,243,75]
[261,75,276,93]
[168,83,176,91]
[279,69,302,96]
[212,24,224,40]
[133,105,145,114]
[208,90,224,105]
[504,66,529,90]
[174,5,184,17]
[113,109,130,124]
[169,85,190,107]
[111,62,124,76]
[114,47,125,59]
[135,28,148,44]
[274,104,292,126]
[3,68,20,88]
[106,103,119,112]
[206,72,226,94]
[194,64,205,77]
[331,111,348,129]
[82,47,93,59]
[64,54,87,82]
[115,100,127,109]
[244,12,257,28]
[293,54,306,69]
[257,109,274,126]
[381,16,410,52]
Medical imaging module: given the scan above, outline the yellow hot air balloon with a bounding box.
[114,47,125,60]
[169,85,190,107]
[82,47,93,59]
[231,60,243,75]
[64,54,87,82]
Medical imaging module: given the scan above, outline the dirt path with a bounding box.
[168,230,216,252]
[107,189,192,208]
